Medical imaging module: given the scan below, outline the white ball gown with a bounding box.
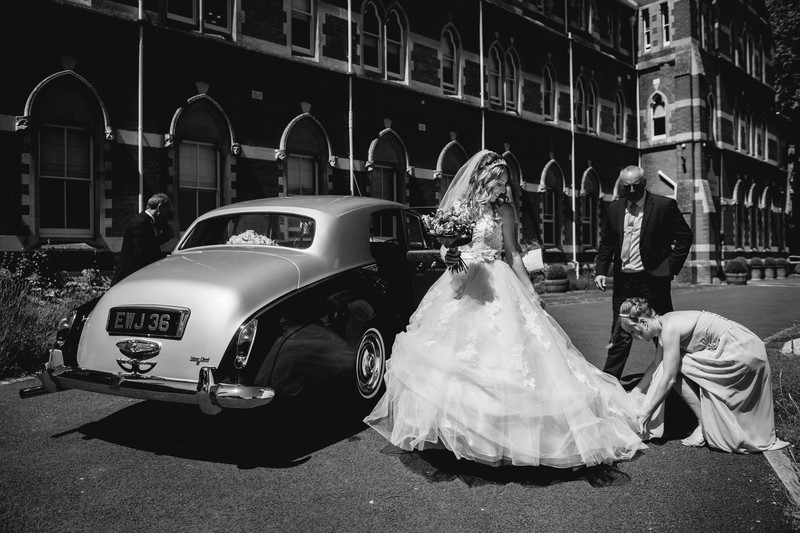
[364,212,645,468]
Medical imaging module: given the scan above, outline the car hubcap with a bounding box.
[356,328,385,399]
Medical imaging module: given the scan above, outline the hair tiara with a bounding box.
[485,158,508,172]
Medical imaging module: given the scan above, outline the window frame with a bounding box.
[385,9,405,81]
[642,8,651,51]
[650,93,667,139]
[488,45,503,107]
[441,28,459,95]
[286,153,319,196]
[504,51,518,112]
[178,140,220,231]
[362,2,382,73]
[38,123,94,238]
[614,91,625,140]
[660,2,670,46]
[167,0,233,37]
[290,0,316,57]
[543,66,556,120]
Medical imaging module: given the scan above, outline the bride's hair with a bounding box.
[465,152,508,213]
[619,297,655,324]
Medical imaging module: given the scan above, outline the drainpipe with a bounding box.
[568,31,577,267]
[479,0,485,149]
[347,0,355,195]
[138,0,144,212]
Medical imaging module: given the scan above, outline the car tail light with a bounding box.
[55,310,77,348]
[234,319,258,369]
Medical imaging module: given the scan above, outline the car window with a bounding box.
[405,211,427,250]
[370,209,404,244]
[179,213,316,250]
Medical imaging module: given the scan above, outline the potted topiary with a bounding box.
[763,256,777,279]
[544,263,569,293]
[724,257,748,285]
[748,257,763,280]
[775,257,788,279]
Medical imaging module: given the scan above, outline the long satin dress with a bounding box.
[674,311,786,452]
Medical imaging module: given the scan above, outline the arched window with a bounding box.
[488,45,502,106]
[733,107,741,150]
[748,183,761,249]
[437,142,467,200]
[174,97,235,231]
[575,78,586,129]
[385,9,405,81]
[362,2,381,72]
[441,27,460,95]
[756,117,765,159]
[742,112,750,154]
[282,115,331,198]
[650,92,667,139]
[614,91,625,139]
[706,94,716,142]
[541,161,563,248]
[586,81,597,132]
[369,131,407,204]
[504,51,519,112]
[762,187,773,249]
[580,168,600,249]
[732,23,741,66]
[755,42,763,80]
[543,65,556,120]
[733,179,745,249]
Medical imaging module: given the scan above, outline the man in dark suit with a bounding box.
[112,193,173,285]
[594,166,693,380]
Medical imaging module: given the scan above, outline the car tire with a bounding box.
[354,326,386,401]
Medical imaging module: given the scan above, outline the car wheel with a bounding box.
[355,327,386,400]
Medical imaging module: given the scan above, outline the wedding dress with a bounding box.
[364,210,645,467]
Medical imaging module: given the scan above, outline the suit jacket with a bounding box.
[112,212,169,285]
[595,192,693,279]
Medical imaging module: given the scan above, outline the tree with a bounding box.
[766,0,800,123]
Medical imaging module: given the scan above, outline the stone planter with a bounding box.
[763,266,776,279]
[776,266,787,279]
[749,267,762,280]
[725,272,748,285]
[544,279,569,293]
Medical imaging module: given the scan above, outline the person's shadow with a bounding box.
[59,395,369,469]
[382,445,639,488]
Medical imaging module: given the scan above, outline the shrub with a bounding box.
[723,257,748,273]
[0,255,109,379]
[776,257,789,266]
[545,263,568,280]
[747,257,763,266]
[764,256,777,266]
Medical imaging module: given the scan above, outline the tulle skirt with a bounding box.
[364,259,645,468]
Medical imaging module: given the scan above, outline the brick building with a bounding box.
[0,0,792,281]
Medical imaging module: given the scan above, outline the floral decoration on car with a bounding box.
[227,230,276,246]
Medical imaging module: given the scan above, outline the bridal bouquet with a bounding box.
[421,202,475,273]
[227,230,276,246]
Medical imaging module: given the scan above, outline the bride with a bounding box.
[364,150,644,468]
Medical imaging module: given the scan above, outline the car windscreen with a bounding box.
[179,212,316,250]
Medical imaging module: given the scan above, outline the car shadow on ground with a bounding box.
[72,394,371,469]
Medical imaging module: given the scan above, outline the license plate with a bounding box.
[106,307,190,339]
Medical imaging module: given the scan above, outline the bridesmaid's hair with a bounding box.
[619,297,655,324]
[466,152,508,214]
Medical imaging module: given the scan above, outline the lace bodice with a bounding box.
[461,212,503,262]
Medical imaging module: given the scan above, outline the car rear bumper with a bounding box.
[19,349,275,415]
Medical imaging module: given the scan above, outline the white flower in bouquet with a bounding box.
[227,230,276,246]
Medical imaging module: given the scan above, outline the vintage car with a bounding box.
[20,196,445,415]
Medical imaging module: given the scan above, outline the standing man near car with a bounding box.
[112,193,174,285]
[594,165,693,380]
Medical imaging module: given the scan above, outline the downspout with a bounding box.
[138,0,144,212]
[479,0,485,149]
[348,0,355,195]
[568,31,577,267]
[634,12,641,167]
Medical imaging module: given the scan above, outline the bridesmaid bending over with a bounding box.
[619,297,788,453]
